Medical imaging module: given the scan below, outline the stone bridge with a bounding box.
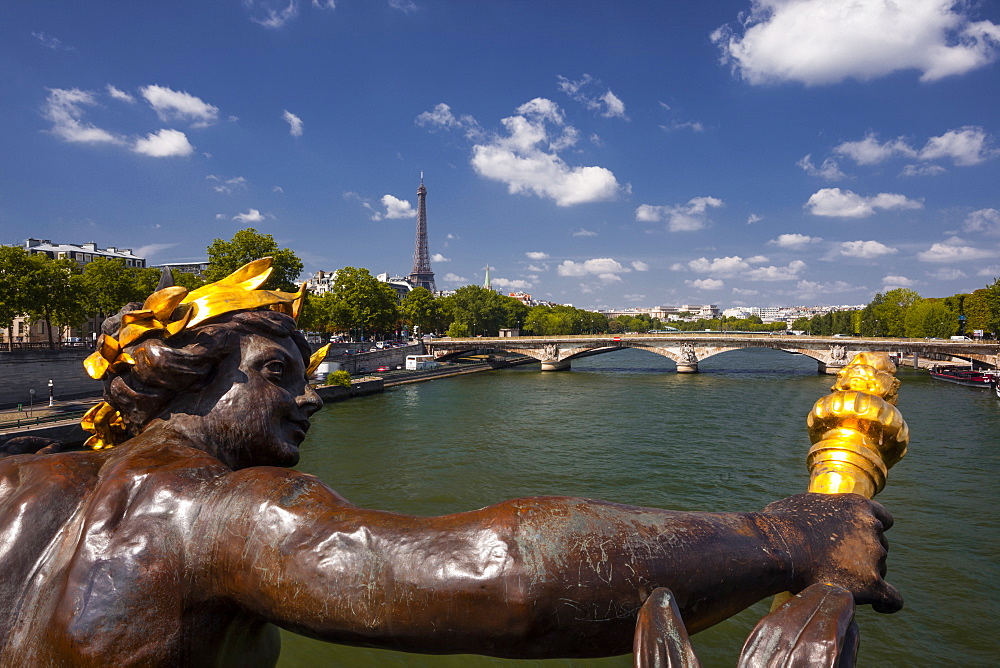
[424,334,1000,374]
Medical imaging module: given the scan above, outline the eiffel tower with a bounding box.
[408,173,436,292]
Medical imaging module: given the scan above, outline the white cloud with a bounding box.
[572,228,597,237]
[282,110,303,136]
[797,154,846,180]
[920,126,994,165]
[215,213,227,220]
[927,267,967,280]
[964,208,1000,235]
[744,260,807,281]
[805,188,922,218]
[312,0,335,8]
[106,85,135,103]
[233,208,265,223]
[132,129,194,157]
[466,98,621,206]
[273,186,284,193]
[557,258,630,280]
[431,253,450,263]
[415,103,483,140]
[882,275,915,288]
[207,175,247,194]
[978,266,1000,277]
[557,74,628,119]
[492,277,533,290]
[685,278,725,290]
[770,233,822,248]
[140,85,219,127]
[839,240,899,258]
[917,237,998,262]
[42,88,122,145]
[388,0,417,12]
[747,213,763,224]
[379,194,416,219]
[636,196,724,231]
[248,0,299,28]
[442,272,468,284]
[688,256,751,276]
[746,255,769,264]
[525,251,549,260]
[794,279,855,298]
[836,127,994,167]
[835,134,916,165]
[631,260,649,271]
[712,0,1000,85]
[901,164,948,177]
[732,287,760,296]
[134,243,180,259]
[33,31,73,50]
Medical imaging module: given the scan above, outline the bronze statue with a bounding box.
[0,260,902,666]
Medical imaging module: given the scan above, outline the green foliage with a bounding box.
[325,370,351,387]
[0,246,36,333]
[439,285,526,337]
[523,305,607,335]
[984,277,1000,334]
[861,289,921,337]
[323,267,399,337]
[25,255,88,347]
[904,299,958,338]
[401,287,444,334]
[791,317,812,332]
[205,227,304,292]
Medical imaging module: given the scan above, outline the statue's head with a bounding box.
[82,259,328,468]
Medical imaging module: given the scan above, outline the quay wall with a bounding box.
[0,349,101,409]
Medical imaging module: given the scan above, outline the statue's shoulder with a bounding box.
[0,449,104,498]
[211,466,355,510]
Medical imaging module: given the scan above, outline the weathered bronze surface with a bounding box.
[0,262,902,665]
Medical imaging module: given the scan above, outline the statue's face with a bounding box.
[197,331,322,469]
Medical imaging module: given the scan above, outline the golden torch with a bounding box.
[771,351,909,610]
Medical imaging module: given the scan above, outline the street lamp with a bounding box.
[48,379,54,407]
[29,389,35,416]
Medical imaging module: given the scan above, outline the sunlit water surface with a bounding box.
[279,348,999,667]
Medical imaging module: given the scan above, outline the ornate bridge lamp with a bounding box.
[634,351,909,666]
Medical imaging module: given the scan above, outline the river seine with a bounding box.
[279,348,999,667]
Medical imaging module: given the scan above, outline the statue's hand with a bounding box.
[763,493,903,614]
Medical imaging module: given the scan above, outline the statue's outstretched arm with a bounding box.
[197,468,897,659]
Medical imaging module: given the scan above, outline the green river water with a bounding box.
[278,348,999,667]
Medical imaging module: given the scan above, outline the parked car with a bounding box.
[376,365,390,372]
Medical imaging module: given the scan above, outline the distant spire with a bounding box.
[408,174,436,292]
[484,265,491,290]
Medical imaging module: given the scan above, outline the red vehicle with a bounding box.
[376,365,390,372]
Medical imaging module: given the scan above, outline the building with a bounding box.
[305,270,338,295]
[376,273,414,300]
[597,305,720,321]
[23,238,146,268]
[2,239,147,345]
[153,261,209,279]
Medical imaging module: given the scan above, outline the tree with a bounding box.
[401,287,443,335]
[439,285,524,337]
[80,258,146,317]
[791,317,812,333]
[25,255,88,348]
[327,267,399,339]
[904,299,957,338]
[984,277,1000,335]
[0,246,37,349]
[205,228,304,292]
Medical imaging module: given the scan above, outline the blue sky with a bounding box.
[2,1,999,310]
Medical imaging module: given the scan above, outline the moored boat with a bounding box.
[929,365,999,389]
